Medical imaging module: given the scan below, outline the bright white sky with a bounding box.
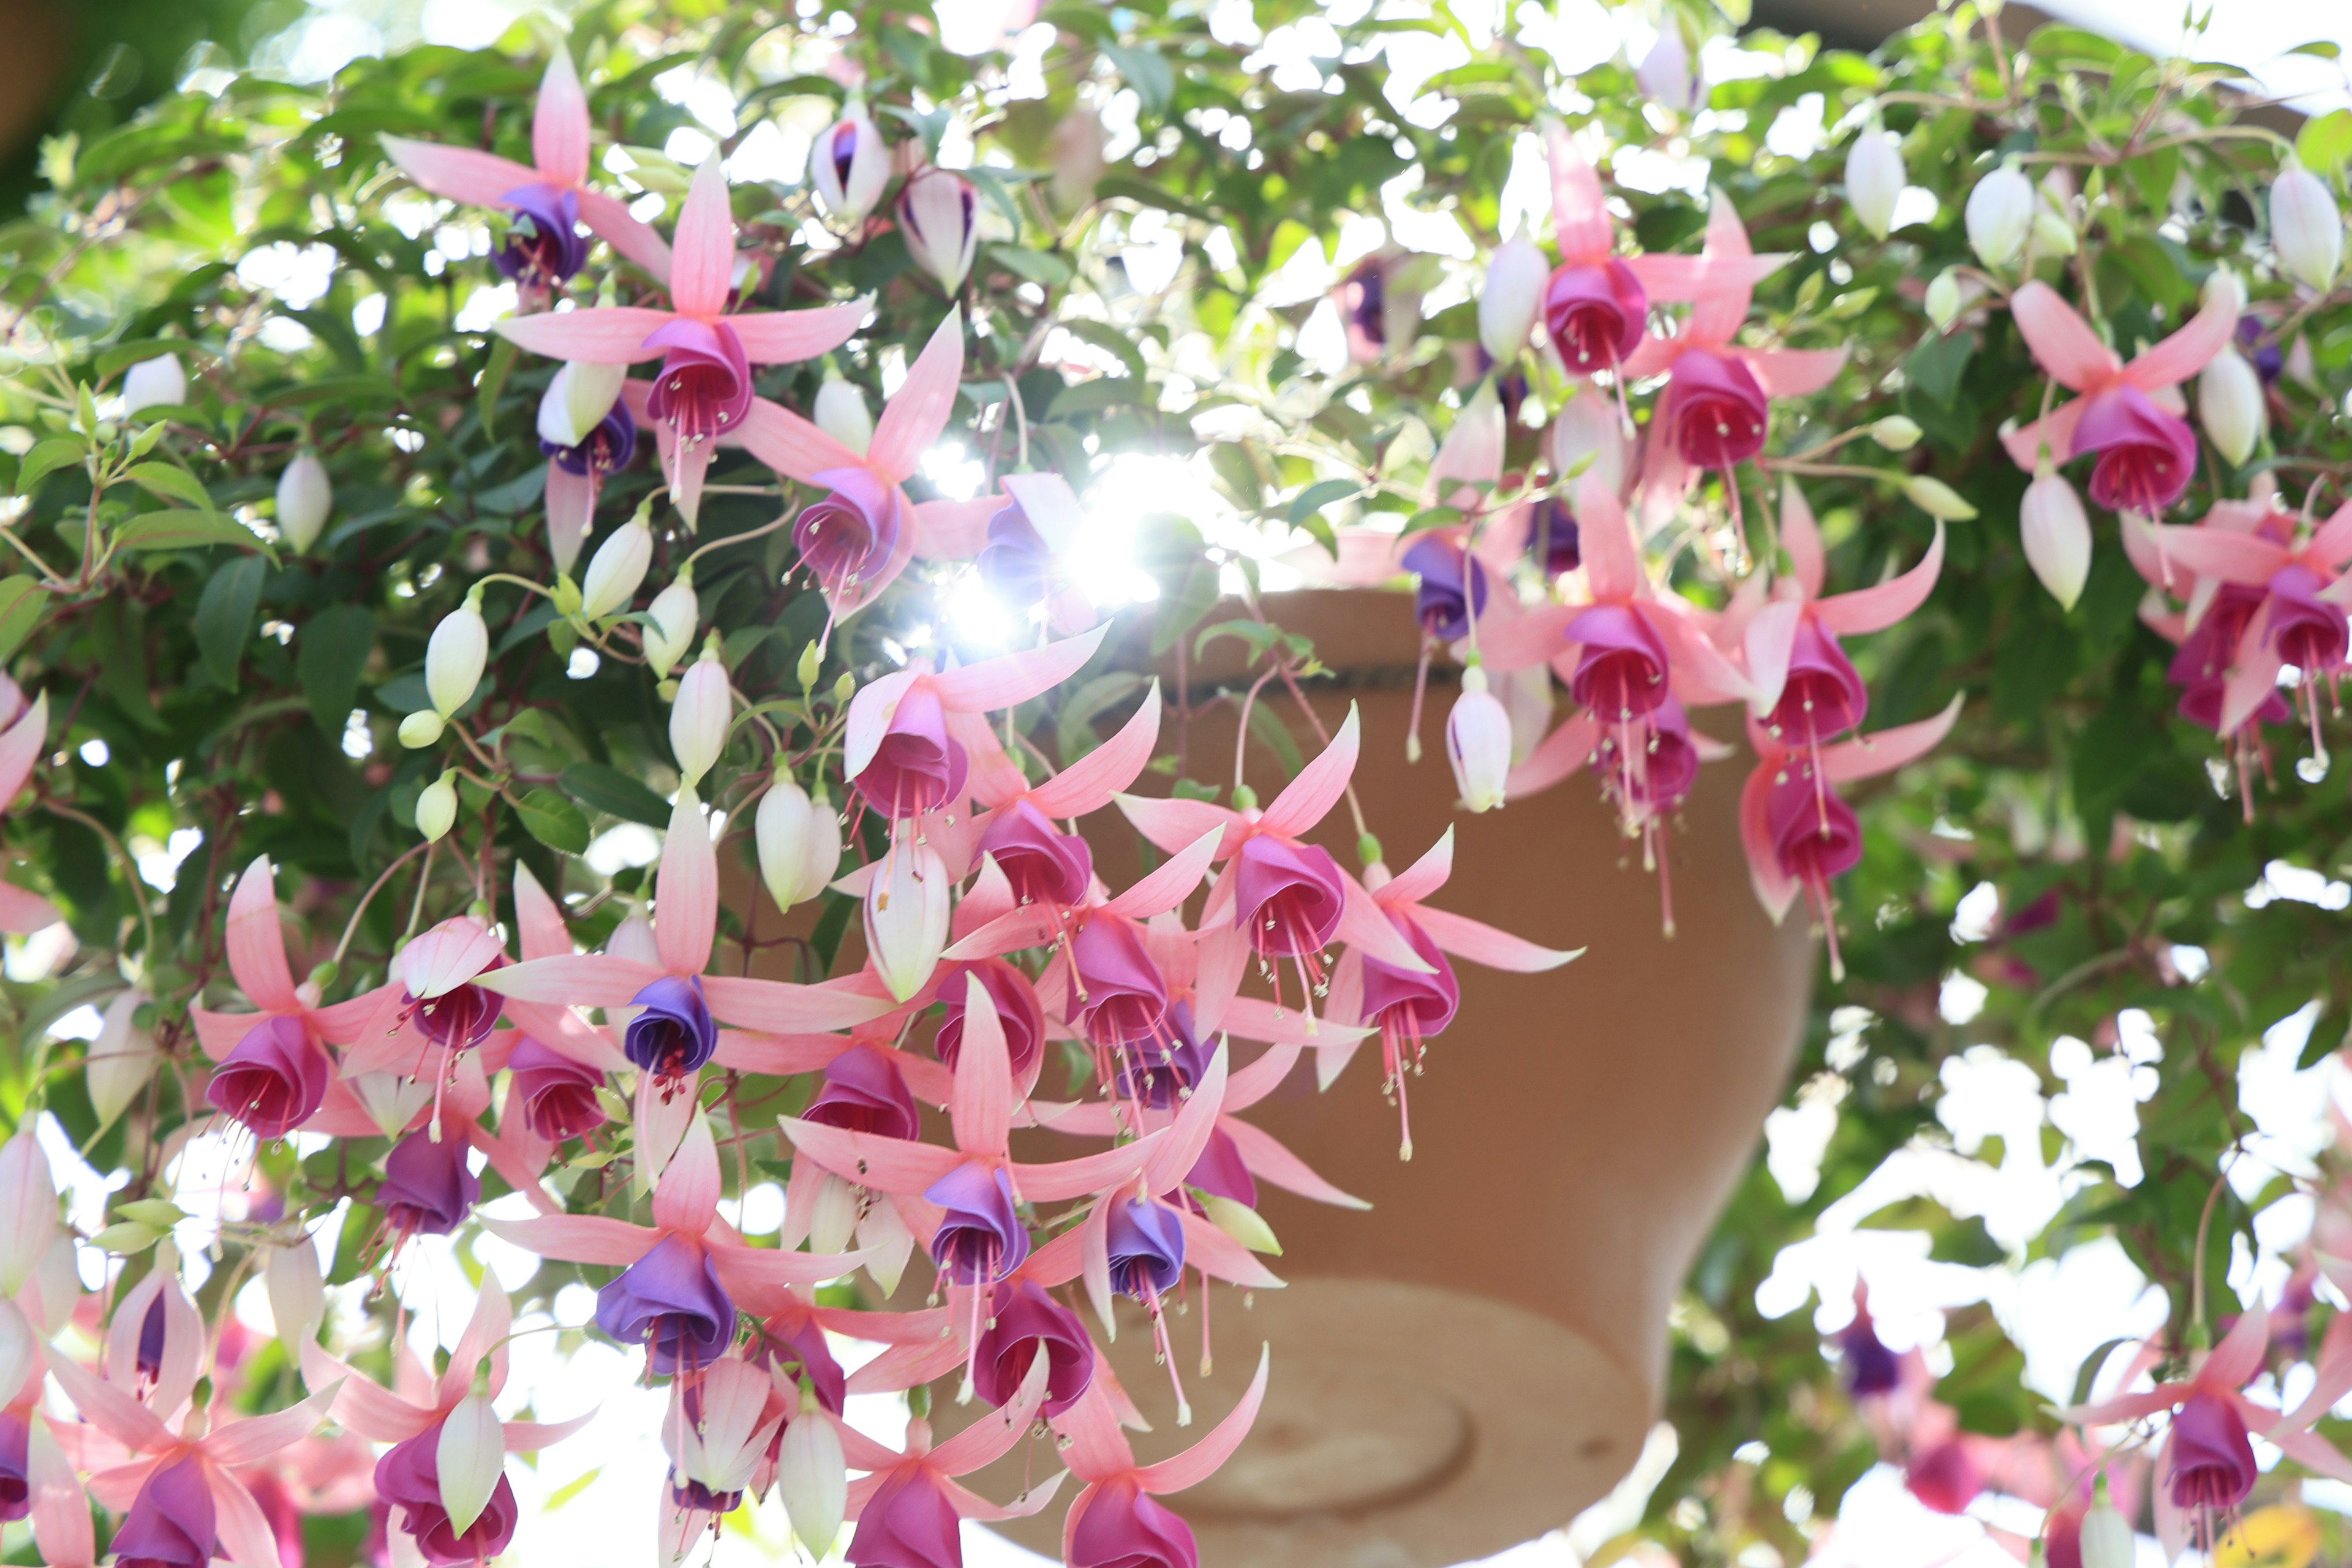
[2033,0,2352,111]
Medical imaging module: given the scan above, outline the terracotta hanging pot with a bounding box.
[940,589,1815,1566]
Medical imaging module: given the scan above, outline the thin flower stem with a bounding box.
[334,842,430,965]
[683,510,794,570]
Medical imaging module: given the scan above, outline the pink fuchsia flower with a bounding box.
[538,365,637,578]
[1619,190,1849,543]
[1740,695,1963,978]
[484,1108,865,1370]
[1735,479,1945,749]
[380,50,671,292]
[1320,828,1580,1150]
[734,309,1004,627]
[1052,1348,1269,1568]
[48,1347,341,1568]
[832,1354,1067,1568]
[663,1355,787,1527]
[0,693,58,934]
[1540,132,1653,379]
[2146,497,2352,755]
[2000,277,2239,514]
[302,1280,590,1566]
[497,157,870,526]
[975,472,1104,636]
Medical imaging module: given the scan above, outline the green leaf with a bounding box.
[517,787,592,854]
[296,605,375,734]
[2297,108,2352,176]
[15,439,86,494]
[1905,329,1975,409]
[0,577,45,664]
[113,510,277,562]
[121,462,211,509]
[983,244,1073,287]
[478,334,519,439]
[559,761,671,827]
[1102,44,1174,118]
[1048,377,1148,417]
[1287,478,1361,526]
[1060,320,1148,381]
[194,555,265,690]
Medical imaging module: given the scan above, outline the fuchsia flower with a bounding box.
[0,693,57,935]
[1322,829,1580,1154]
[2000,278,2239,514]
[736,310,1006,625]
[1541,132,1654,377]
[1052,1350,1268,1568]
[1741,696,1963,976]
[302,1280,589,1566]
[496,156,870,525]
[1621,191,1849,543]
[380,50,671,292]
[832,1354,1066,1568]
[486,1108,866,1375]
[190,858,397,1140]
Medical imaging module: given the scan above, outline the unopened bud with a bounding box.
[1845,129,1905,239]
[2021,466,2091,610]
[1201,1194,1282,1254]
[265,1241,325,1349]
[88,990,159,1129]
[644,574,698,679]
[669,641,731,788]
[2198,345,2264,467]
[537,361,628,451]
[797,642,822,689]
[864,835,949,1003]
[1924,269,1964,330]
[426,594,489,718]
[812,379,873,456]
[436,1393,507,1537]
[1903,475,1978,521]
[757,772,840,913]
[1477,236,1548,363]
[2272,165,2344,293]
[277,450,333,554]
[579,518,653,620]
[0,1133,56,1294]
[778,1399,846,1557]
[120,354,187,420]
[1445,666,1512,814]
[1965,165,2034,270]
[2078,1479,2132,1568]
[399,711,446,748]
[415,771,459,842]
[1871,416,1922,452]
[831,671,855,705]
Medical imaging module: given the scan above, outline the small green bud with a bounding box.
[551,574,583,620]
[1357,832,1384,868]
[1231,783,1259,812]
[1871,416,1923,453]
[797,642,822,690]
[398,711,445,748]
[831,671,855,705]
[1902,475,1978,521]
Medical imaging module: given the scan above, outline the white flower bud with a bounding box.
[810,105,890,227]
[1924,269,1964,331]
[896,169,980,294]
[88,989,158,1130]
[2198,346,2264,467]
[864,834,949,1003]
[1872,416,1923,452]
[436,1392,507,1537]
[1965,166,2034,270]
[537,361,628,451]
[778,1400,846,1558]
[277,450,333,555]
[2272,165,2343,292]
[265,1241,325,1349]
[669,644,731,789]
[2021,467,2091,610]
[120,354,187,419]
[643,575,699,680]
[415,771,459,842]
[812,378,874,456]
[0,1134,55,1296]
[1635,25,1701,115]
[579,518,653,620]
[399,711,446,749]
[1550,393,1627,496]
[1903,476,1977,521]
[2032,208,2078,258]
[2078,1485,2133,1568]
[1446,668,1512,813]
[1478,237,1548,363]
[1845,129,1904,239]
[1201,1194,1282,1254]
[757,774,839,912]
[426,595,489,718]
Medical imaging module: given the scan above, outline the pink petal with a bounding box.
[847,1335,967,1396]
[1618,331,1684,377]
[1685,192,1776,344]
[710,1238,873,1292]
[2201,1287,2272,1390]
[1335,875,1433,972]
[45,1352,172,1452]
[910,495,1002,561]
[1113,794,1246,859]
[869,309,965,486]
[494,306,676,364]
[1011,1134,1160,1204]
[510,862,570,964]
[1079,1197,1115,1337]
[543,459,594,577]
[2011,282,2123,392]
[300,1344,435,1442]
[1380,827,1454,905]
[1999,399,2089,473]
[1649,601,1759,707]
[775,1116,963,1194]
[0,883,58,936]
[226,856,300,1014]
[948,973,1013,1161]
[940,1469,1067,1523]
[1741,598,1803,718]
[928,623,1110,714]
[1780,477,1826,598]
[28,1417,94,1567]
[0,692,45,810]
[474,1212,655,1267]
[1474,601,1577,674]
[1429,382,1504,497]
[942,905,1062,962]
[1545,127,1613,262]
[927,1349,1053,1476]
[1257,704,1360,840]
[1189,922,1247,1039]
[734,397,867,485]
[207,1466,287,1568]
[701,973,899,1033]
[843,669,922,781]
[1739,760,1800,922]
[2309,499,2352,570]
[655,786,717,977]
[1220,1117,1370,1208]
[2219,603,2285,739]
[377,135,541,208]
[2124,279,2239,393]
[1028,684,1161,819]
[1504,712,1600,801]
[502,997,629,1072]
[1575,471,1643,601]
[1139,1044,1229,1196]
[1099,829,1219,922]
[652,1113,723,1234]
[477,953,663,1006]
[575,189,674,280]
[1820,693,1966,785]
[1412,905,1582,972]
[2056,1386,2182,1427]
[669,157,737,319]
[532,49,590,190]
[203,1383,339,1466]
[1133,1344,1270,1494]
[1050,1384,1139,1485]
[503,1411,597,1452]
[2146,527,2288,586]
[729,300,873,367]
[1816,521,1944,638]
[1745,346,1848,398]
[713,1030,850,1076]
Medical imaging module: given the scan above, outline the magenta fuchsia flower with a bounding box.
[1740,696,1964,976]
[832,1354,1067,1568]
[496,157,870,526]
[2000,278,2239,514]
[933,959,1048,1086]
[380,50,673,295]
[972,1280,1096,1418]
[1051,1349,1270,1568]
[506,1036,608,1143]
[1541,135,1651,377]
